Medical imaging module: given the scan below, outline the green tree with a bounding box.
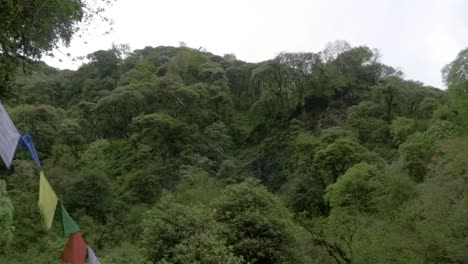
[347,101,389,146]
[66,169,113,223]
[202,121,232,167]
[226,63,256,109]
[306,163,384,264]
[9,104,64,157]
[0,180,14,254]
[372,77,402,122]
[119,60,157,85]
[390,117,418,146]
[86,49,121,79]
[277,52,322,116]
[287,174,327,217]
[168,233,244,264]
[131,113,196,159]
[56,118,86,153]
[94,83,155,137]
[442,48,468,127]
[250,60,295,112]
[0,0,112,97]
[398,133,433,182]
[313,138,380,184]
[141,197,221,263]
[401,137,468,263]
[122,164,162,204]
[325,162,381,214]
[214,179,303,264]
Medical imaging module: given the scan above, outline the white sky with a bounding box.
[43,0,468,88]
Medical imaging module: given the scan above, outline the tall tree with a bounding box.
[250,60,295,113]
[0,0,113,98]
[443,48,468,126]
[277,52,322,116]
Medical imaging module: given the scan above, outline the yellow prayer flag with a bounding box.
[38,170,58,230]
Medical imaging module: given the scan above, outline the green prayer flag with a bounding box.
[59,201,80,237]
[38,170,58,230]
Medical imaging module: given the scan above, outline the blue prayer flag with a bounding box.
[19,133,41,169]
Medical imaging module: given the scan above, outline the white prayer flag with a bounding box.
[87,246,102,264]
[0,102,20,168]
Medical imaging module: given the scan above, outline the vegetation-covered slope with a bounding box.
[1,41,468,263]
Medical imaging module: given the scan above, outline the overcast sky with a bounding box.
[43,0,468,88]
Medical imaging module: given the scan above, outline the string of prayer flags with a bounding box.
[61,232,88,264]
[87,246,102,264]
[0,102,103,263]
[59,200,80,237]
[38,171,58,230]
[19,132,42,169]
[0,102,20,168]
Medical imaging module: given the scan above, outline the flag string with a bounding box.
[0,101,101,264]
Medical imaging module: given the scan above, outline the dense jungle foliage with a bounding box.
[1,39,468,263]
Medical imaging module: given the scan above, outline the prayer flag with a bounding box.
[38,171,58,230]
[0,102,20,168]
[61,232,88,264]
[19,132,42,168]
[87,246,101,264]
[59,201,80,237]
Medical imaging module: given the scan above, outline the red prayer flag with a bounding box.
[61,232,88,264]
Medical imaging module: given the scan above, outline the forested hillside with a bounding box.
[1,41,468,263]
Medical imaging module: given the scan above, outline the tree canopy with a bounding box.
[0,0,114,98]
[1,40,468,264]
